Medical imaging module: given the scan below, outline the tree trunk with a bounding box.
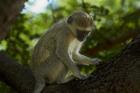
[0,0,26,39]
[0,0,140,93]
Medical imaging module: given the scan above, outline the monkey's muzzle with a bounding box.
[76,29,90,41]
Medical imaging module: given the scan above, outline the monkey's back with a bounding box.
[31,20,63,63]
[30,19,73,83]
[31,19,72,67]
[33,19,75,61]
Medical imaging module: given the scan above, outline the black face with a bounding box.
[76,29,90,41]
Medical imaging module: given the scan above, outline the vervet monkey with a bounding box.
[31,11,101,93]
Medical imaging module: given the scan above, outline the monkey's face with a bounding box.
[67,11,94,41]
[75,18,93,41]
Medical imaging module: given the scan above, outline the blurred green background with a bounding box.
[0,0,140,92]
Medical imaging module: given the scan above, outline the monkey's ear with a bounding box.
[67,16,73,24]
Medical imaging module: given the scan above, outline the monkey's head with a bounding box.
[67,11,94,41]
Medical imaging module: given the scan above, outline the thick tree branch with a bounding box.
[0,51,35,93]
[83,29,139,56]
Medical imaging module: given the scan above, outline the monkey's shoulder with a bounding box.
[51,19,70,34]
[42,20,72,41]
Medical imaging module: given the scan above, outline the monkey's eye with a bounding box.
[76,29,90,41]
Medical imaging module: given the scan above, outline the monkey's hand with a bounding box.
[91,58,102,65]
[72,53,102,65]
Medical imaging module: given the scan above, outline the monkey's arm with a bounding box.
[72,53,101,65]
[70,40,101,65]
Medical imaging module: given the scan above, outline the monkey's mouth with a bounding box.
[76,29,90,41]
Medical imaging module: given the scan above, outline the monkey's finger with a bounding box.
[92,58,102,65]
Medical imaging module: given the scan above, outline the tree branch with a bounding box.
[83,28,139,56]
[0,51,35,93]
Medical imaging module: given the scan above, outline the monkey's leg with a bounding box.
[56,70,75,84]
[57,76,75,84]
[56,46,83,79]
[33,73,45,93]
